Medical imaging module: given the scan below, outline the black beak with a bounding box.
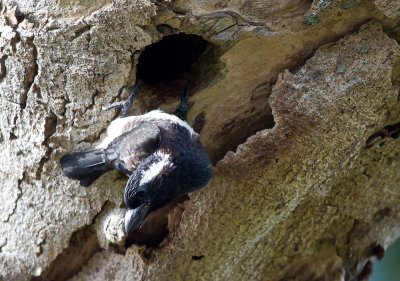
[124,203,150,235]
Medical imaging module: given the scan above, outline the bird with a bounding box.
[60,81,213,235]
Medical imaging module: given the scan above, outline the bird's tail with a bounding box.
[60,149,111,187]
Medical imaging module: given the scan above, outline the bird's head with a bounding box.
[124,151,177,235]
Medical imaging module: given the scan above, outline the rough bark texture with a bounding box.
[0,1,399,281]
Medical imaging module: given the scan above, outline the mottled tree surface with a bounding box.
[1,1,400,281]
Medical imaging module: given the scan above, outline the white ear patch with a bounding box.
[140,151,173,186]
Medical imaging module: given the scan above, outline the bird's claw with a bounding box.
[174,82,191,121]
[104,80,142,117]
[102,101,126,112]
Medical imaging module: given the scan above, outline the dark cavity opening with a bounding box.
[192,255,205,261]
[134,33,220,111]
[137,33,209,85]
[366,121,400,148]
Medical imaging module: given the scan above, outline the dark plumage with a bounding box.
[61,99,212,235]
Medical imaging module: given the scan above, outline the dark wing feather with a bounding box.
[105,121,161,174]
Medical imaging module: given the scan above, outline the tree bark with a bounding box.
[1,1,400,280]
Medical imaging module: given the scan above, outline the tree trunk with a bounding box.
[1,1,400,280]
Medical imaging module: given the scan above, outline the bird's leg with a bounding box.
[103,80,142,117]
[173,82,190,121]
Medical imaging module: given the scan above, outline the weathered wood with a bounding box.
[1,1,400,280]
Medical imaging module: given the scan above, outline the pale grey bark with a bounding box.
[1,1,400,281]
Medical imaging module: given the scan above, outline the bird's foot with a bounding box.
[173,82,190,121]
[103,80,142,117]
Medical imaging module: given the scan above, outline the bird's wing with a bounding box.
[96,116,143,149]
[104,121,161,174]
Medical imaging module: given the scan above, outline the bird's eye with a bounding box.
[136,190,147,198]
[126,190,147,209]
[127,196,141,209]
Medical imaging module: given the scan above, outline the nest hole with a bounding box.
[135,33,219,109]
[137,33,210,85]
